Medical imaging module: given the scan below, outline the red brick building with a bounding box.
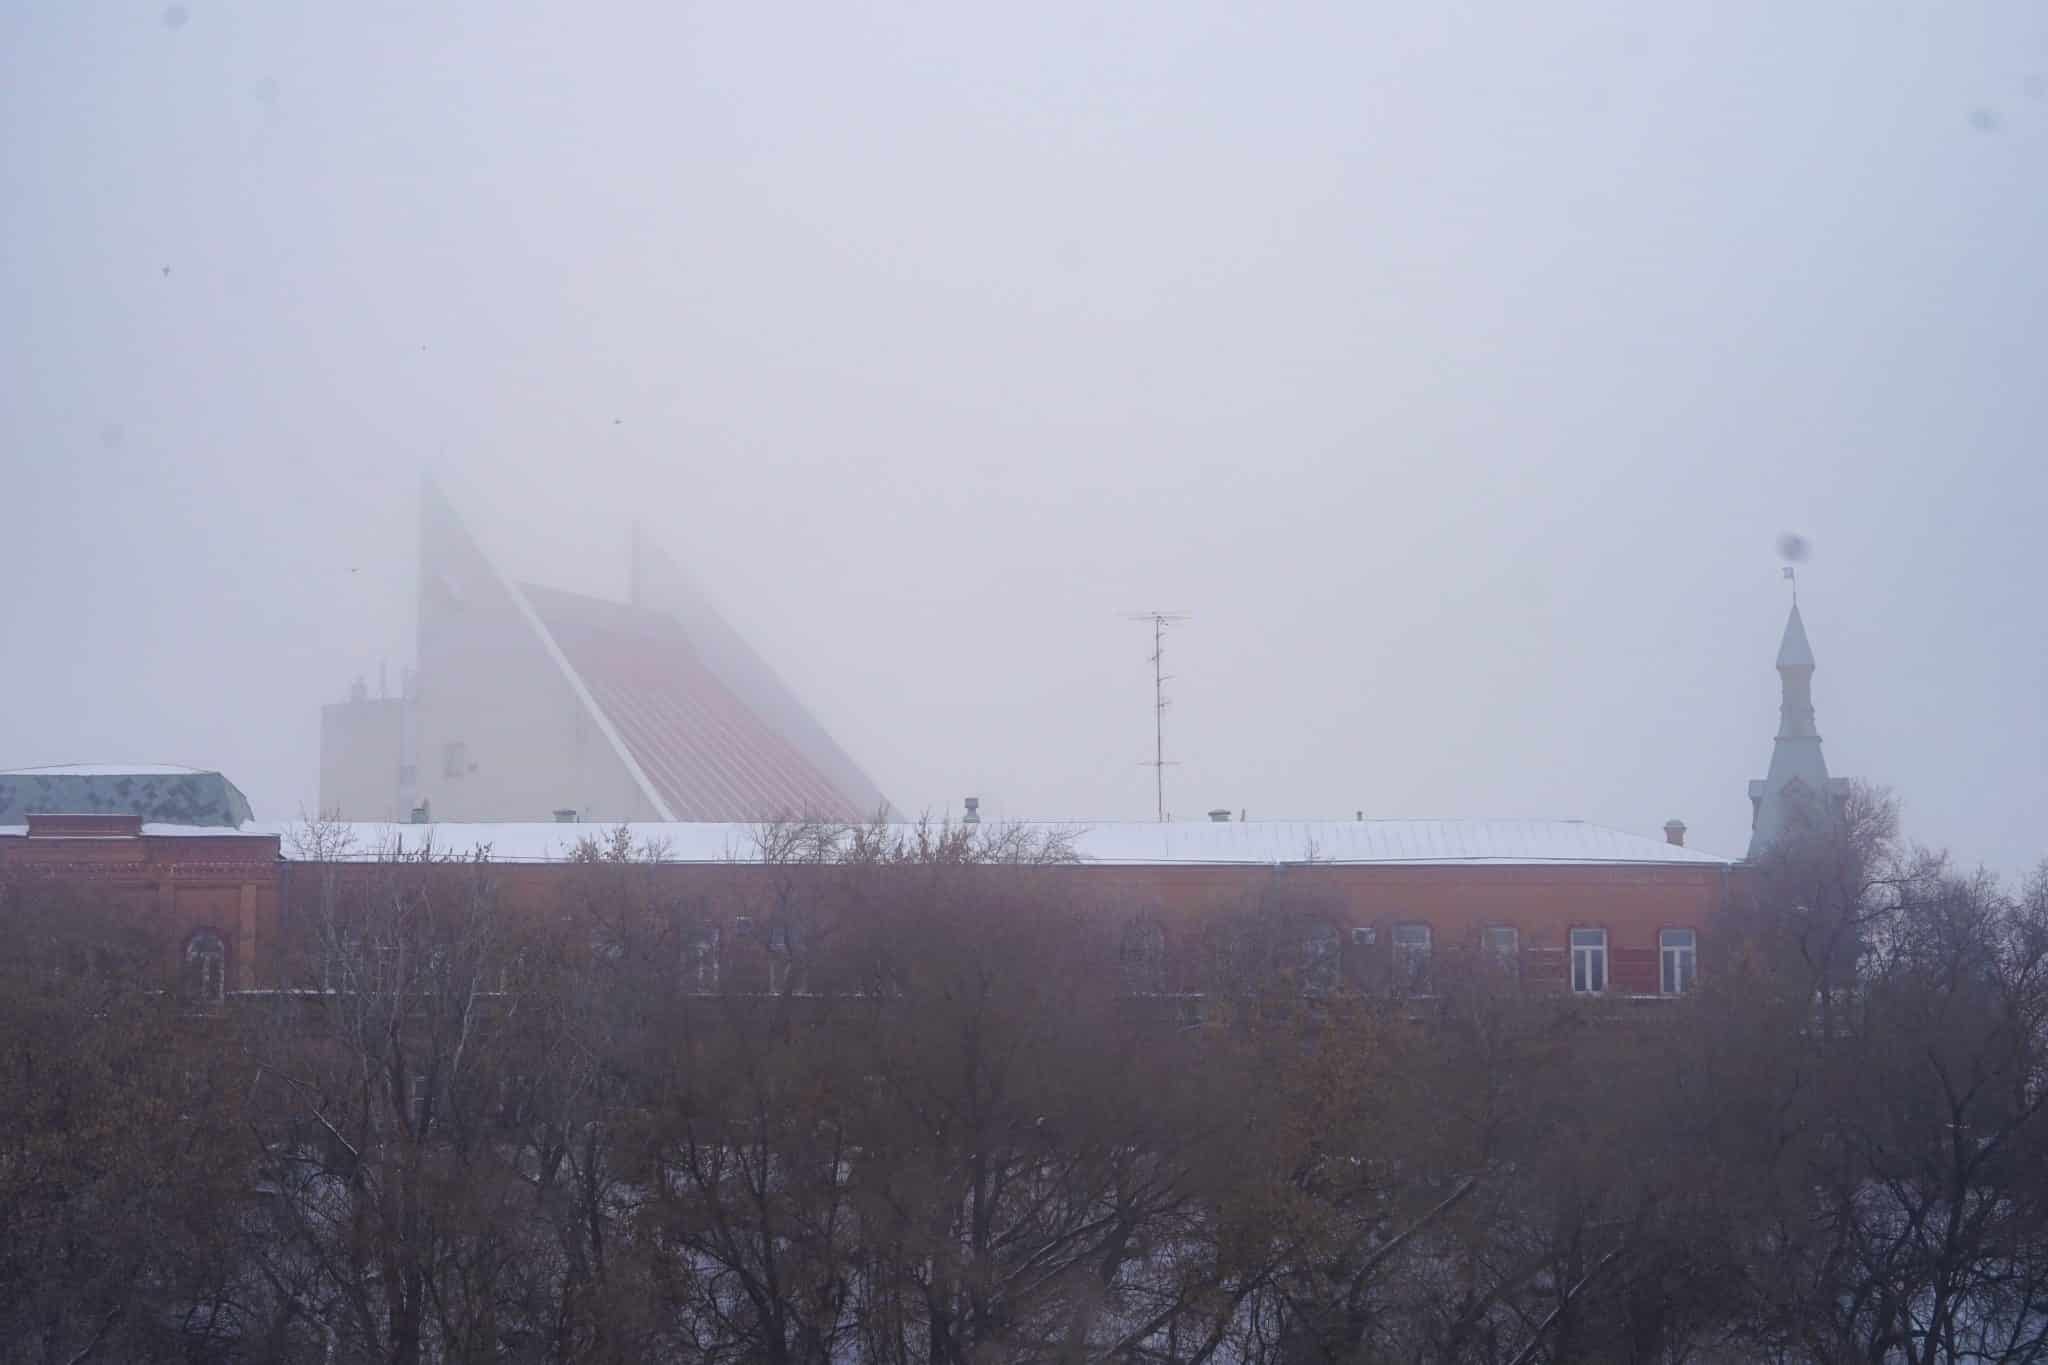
[3,805,1732,1000]
[0,811,283,993]
[24,599,1866,1003]
[18,804,1744,1001]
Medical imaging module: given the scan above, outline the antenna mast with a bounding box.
[1126,610,1190,821]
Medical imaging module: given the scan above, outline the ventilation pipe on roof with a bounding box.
[1208,808,1231,823]
[962,797,980,826]
[1664,819,1687,847]
[554,808,578,824]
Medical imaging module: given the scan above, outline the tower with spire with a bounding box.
[1746,602,1852,857]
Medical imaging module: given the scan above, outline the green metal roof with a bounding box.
[0,766,253,827]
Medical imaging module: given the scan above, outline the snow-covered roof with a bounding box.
[247,818,1735,867]
[0,823,276,840]
[0,763,208,777]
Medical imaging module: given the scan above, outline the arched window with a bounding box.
[1120,920,1167,995]
[185,931,227,1003]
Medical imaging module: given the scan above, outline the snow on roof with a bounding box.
[0,763,209,777]
[249,818,1735,866]
[0,823,277,840]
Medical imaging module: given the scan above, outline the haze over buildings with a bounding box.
[3,3,2045,873]
[320,484,893,824]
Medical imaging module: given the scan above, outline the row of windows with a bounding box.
[1392,924,1697,996]
[185,922,1701,1005]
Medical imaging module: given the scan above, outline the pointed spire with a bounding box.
[1776,603,1815,670]
[1748,600,1840,857]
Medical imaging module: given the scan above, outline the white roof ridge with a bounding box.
[1,763,211,776]
[251,816,1737,865]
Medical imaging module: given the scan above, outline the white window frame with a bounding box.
[1660,928,1697,996]
[1392,922,1432,991]
[1570,928,1607,995]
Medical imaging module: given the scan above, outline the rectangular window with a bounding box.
[1393,923,1431,991]
[1301,924,1339,995]
[690,930,720,994]
[1483,925,1519,964]
[1660,928,1697,996]
[442,740,469,778]
[1570,928,1607,995]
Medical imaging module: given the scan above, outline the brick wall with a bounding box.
[6,825,1735,999]
[0,819,283,988]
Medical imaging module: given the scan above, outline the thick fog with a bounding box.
[3,3,2043,872]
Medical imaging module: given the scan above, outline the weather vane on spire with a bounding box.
[1776,532,1811,604]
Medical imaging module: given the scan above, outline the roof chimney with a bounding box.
[553,808,578,824]
[962,796,980,825]
[1663,819,1687,847]
[1208,808,1231,822]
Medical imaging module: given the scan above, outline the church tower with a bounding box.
[1746,602,1852,857]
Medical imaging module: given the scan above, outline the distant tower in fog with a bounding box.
[318,480,893,824]
[1746,602,1853,858]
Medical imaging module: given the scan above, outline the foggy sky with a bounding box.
[4,2,2044,875]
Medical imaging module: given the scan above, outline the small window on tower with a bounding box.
[442,741,468,778]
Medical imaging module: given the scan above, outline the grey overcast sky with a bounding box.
[3,2,2044,872]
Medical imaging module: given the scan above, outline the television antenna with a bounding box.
[1125,611,1190,822]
